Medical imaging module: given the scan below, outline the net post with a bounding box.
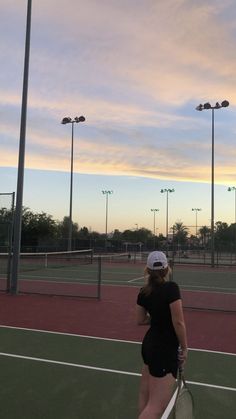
[45,253,48,268]
[0,192,15,293]
[97,256,102,300]
[6,192,15,293]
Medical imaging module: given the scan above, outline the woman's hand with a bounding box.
[178,347,188,368]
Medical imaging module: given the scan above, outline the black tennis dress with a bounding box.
[137,281,181,378]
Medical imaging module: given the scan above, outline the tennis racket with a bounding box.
[161,368,194,419]
[173,368,194,419]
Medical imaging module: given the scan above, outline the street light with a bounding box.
[227,187,236,224]
[61,115,85,251]
[150,209,159,236]
[160,189,175,245]
[192,208,202,236]
[196,100,229,267]
[102,190,113,238]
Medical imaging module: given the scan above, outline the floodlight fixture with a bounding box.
[195,104,203,111]
[160,188,175,193]
[221,100,229,108]
[74,116,86,123]
[203,102,211,110]
[196,100,230,112]
[61,117,72,124]
[61,116,85,125]
[102,190,113,195]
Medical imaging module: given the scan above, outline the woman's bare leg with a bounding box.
[138,373,175,419]
[138,365,149,415]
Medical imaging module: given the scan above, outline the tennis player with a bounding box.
[136,251,188,419]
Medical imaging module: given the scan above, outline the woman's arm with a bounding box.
[136,305,150,325]
[170,299,188,363]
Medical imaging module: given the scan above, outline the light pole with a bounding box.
[150,209,159,236]
[61,116,85,251]
[196,100,229,267]
[192,208,202,236]
[102,190,113,238]
[11,0,32,294]
[227,187,236,224]
[160,189,175,244]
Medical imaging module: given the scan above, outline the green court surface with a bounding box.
[0,326,235,419]
[15,262,236,292]
[1,260,235,310]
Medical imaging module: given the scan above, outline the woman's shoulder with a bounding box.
[164,280,179,289]
[163,281,181,302]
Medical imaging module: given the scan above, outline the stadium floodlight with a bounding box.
[191,208,202,236]
[61,117,72,124]
[195,104,203,111]
[74,116,86,123]
[196,99,229,267]
[228,187,236,224]
[160,189,175,249]
[221,100,230,108]
[61,115,86,251]
[102,190,113,238]
[150,209,159,236]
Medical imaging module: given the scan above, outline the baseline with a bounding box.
[0,351,235,393]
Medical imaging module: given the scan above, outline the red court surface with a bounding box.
[0,285,235,353]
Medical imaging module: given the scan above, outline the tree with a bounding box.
[172,221,189,245]
[21,208,57,249]
[0,208,13,248]
[56,216,79,240]
[199,225,211,248]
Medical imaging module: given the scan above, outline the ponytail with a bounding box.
[142,266,171,295]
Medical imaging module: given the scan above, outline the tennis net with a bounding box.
[0,248,93,273]
[96,253,131,263]
[0,249,102,299]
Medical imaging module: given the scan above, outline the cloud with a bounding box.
[0,0,235,186]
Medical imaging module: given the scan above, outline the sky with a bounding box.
[1,0,236,236]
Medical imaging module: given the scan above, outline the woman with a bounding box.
[136,251,188,419]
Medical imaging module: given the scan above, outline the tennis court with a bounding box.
[0,326,235,419]
[2,254,235,311]
[0,254,235,418]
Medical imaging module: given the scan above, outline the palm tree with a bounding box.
[172,221,189,245]
[199,225,211,248]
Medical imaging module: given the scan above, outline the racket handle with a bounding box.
[178,346,184,373]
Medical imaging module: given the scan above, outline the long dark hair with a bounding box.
[142,266,171,295]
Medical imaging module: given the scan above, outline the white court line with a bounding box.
[0,351,235,392]
[20,276,133,284]
[18,277,236,292]
[0,325,235,357]
[179,284,236,293]
[20,277,97,284]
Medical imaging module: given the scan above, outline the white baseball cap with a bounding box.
[147,251,168,270]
